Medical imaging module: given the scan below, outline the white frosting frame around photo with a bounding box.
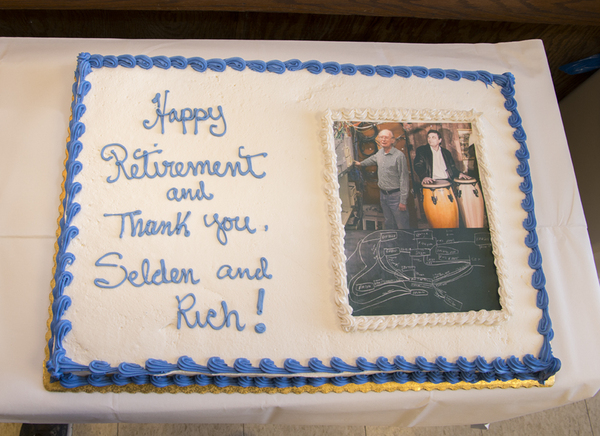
[322,108,512,332]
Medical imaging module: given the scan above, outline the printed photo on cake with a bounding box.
[333,120,501,317]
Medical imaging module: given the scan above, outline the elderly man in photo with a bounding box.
[414,129,471,184]
[354,129,409,229]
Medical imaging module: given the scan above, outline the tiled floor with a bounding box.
[2,393,599,436]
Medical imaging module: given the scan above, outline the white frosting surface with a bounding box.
[61,63,542,370]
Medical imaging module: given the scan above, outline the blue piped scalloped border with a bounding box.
[46,53,560,389]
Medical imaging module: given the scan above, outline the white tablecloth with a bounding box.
[0,37,598,426]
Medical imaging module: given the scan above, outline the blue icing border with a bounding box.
[46,52,561,389]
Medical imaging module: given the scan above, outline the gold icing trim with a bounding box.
[44,87,73,392]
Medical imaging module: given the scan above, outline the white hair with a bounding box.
[377,129,394,138]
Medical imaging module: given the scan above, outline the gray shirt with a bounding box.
[360,147,409,204]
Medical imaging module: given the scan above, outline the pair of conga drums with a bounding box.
[421,179,484,228]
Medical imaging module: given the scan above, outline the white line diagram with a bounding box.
[346,229,495,315]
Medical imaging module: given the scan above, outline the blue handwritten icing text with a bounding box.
[176,293,245,331]
[204,213,256,245]
[167,181,214,202]
[217,257,272,280]
[143,90,227,136]
[104,210,191,238]
[94,252,200,289]
[100,144,267,183]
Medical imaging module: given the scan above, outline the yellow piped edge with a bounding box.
[44,89,73,392]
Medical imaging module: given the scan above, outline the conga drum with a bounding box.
[356,123,376,141]
[454,178,485,228]
[421,180,459,228]
[359,140,378,157]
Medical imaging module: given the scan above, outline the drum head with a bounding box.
[453,177,476,185]
[422,179,451,189]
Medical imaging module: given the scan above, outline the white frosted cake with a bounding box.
[45,52,560,392]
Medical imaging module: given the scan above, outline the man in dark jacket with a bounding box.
[414,130,470,184]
